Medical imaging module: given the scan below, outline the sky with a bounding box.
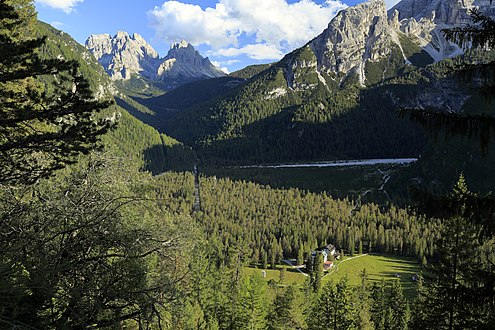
[35,0,402,73]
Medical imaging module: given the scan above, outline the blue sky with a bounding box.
[35,0,401,73]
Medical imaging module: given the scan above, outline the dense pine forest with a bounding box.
[1,0,495,329]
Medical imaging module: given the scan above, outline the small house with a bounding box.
[310,243,340,268]
[323,261,334,271]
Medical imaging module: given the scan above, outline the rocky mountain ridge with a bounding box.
[391,0,495,60]
[85,32,225,88]
[309,0,400,86]
[288,0,494,87]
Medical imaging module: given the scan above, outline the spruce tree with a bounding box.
[297,244,304,265]
[307,279,355,330]
[306,252,314,274]
[370,280,387,330]
[412,176,495,329]
[355,269,374,330]
[388,280,409,330]
[313,253,324,293]
[0,0,111,185]
[268,285,303,330]
[236,274,267,330]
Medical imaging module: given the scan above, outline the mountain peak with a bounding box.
[115,30,129,38]
[171,40,191,49]
[309,0,394,85]
[165,40,198,60]
[85,31,159,80]
[158,40,225,85]
[86,32,225,89]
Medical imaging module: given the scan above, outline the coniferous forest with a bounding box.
[1,0,495,329]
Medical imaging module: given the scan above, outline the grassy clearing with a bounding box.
[244,254,420,298]
[323,254,420,297]
[243,265,307,285]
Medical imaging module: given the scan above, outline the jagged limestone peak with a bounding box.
[85,31,160,80]
[86,32,225,87]
[157,41,225,81]
[309,0,396,84]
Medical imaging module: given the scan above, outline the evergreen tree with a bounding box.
[306,252,314,274]
[410,273,429,329]
[261,250,268,269]
[370,280,387,330]
[267,285,303,330]
[355,269,374,330]
[0,0,111,185]
[297,244,304,266]
[313,253,324,293]
[307,279,355,330]
[412,177,495,329]
[236,274,268,330]
[349,236,355,257]
[388,280,409,330]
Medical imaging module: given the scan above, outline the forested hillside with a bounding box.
[131,76,246,130]
[139,36,438,165]
[157,173,440,264]
[36,21,195,173]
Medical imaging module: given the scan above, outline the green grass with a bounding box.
[323,254,420,298]
[244,254,420,297]
[245,254,420,298]
[243,265,307,285]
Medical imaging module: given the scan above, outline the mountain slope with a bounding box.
[157,0,435,165]
[129,76,246,129]
[38,22,195,172]
[150,0,495,166]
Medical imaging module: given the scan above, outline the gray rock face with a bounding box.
[310,0,401,85]
[391,0,495,60]
[85,33,225,85]
[157,40,225,81]
[301,0,494,85]
[86,32,160,80]
[393,0,477,23]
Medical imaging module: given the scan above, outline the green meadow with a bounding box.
[244,253,421,298]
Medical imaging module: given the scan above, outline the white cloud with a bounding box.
[212,59,241,73]
[50,21,65,29]
[214,44,284,60]
[212,61,231,73]
[148,0,347,60]
[221,59,241,66]
[36,0,83,14]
